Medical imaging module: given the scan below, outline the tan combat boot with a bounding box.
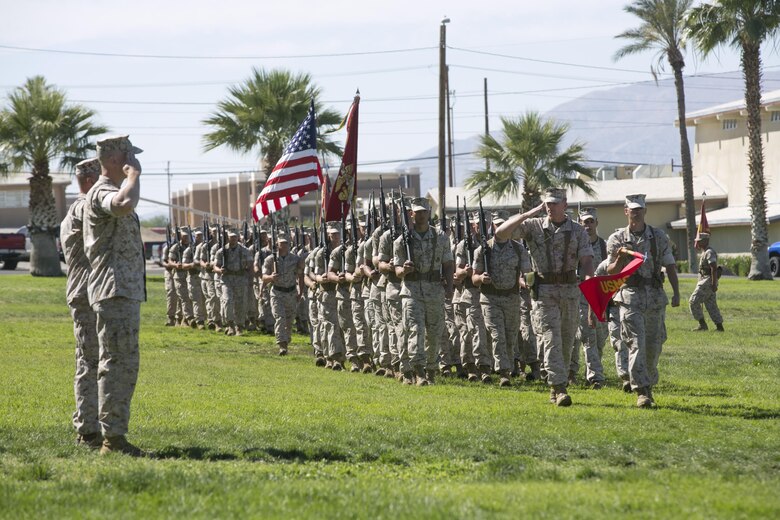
[100,435,144,457]
[692,319,708,331]
[76,432,103,450]
[415,366,429,386]
[425,369,437,386]
[499,371,512,388]
[478,365,492,384]
[715,322,725,332]
[464,363,479,383]
[315,355,327,367]
[636,387,655,408]
[553,384,572,407]
[402,371,415,385]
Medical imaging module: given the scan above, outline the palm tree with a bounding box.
[466,112,595,212]
[202,68,343,179]
[0,76,107,277]
[687,0,780,280]
[615,0,696,272]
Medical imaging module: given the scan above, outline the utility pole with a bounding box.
[484,77,490,172]
[166,161,172,224]
[446,67,454,187]
[438,16,450,223]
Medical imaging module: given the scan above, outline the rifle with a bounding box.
[379,176,388,231]
[340,205,347,273]
[313,220,320,249]
[203,219,209,264]
[166,223,173,247]
[463,203,474,266]
[295,224,301,252]
[455,196,462,244]
[350,206,358,251]
[389,189,399,240]
[399,187,413,263]
[478,190,491,275]
[271,217,279,273]
[216,221,224,269]
[243,220,249,246]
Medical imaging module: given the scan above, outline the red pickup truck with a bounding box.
[0,232,26,270]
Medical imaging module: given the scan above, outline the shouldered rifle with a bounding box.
[478,190,491,274]
[203,219,210,264]
[399,187,413,263]
[166,223,173,247]
[463,203,474,266]
[455,196,462,244]
[243,221,249,246]
[271,219,279,273]
[379,176,388,230]
[340,205,347,273]
[313,221,320,248]
[389,189,398,240]
[350,206,358,253]
[216,222,224,268]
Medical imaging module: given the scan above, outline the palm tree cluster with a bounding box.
[0,76,107,276]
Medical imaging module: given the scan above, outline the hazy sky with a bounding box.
[1,0,774,217]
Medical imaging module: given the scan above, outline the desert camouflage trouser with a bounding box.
[517,288,538,365]
[93,297,141,437]
[188,274,206,323]
[531,284,580,387]
[607,305,629,381]
[271,288,297,345]
[258,283,274,332]
[368,284,389,367]
[463,288,491,367]
[174,274,193,321]
[70,297,99,435]
[320,289,345,361]
[246,276,259,322]
[220,275,247,326]
[401,281,445,373]
[309,290,323,356]
[440,298,461,368]
[455,300,473,365]
[351,293,370,359]
[385,295,404,367]
[482,292,521,373]
[689,281,722,324]
[164,270,180,320]
[571,299,608,384]
[201,276,220,325]
[618,287,667,390]
[336,289,357,360]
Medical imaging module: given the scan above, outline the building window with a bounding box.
[0,190,30,209]
[771,111,780,122]
[722,119,737,130]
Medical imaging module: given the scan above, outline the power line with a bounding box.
[0,43,436,60]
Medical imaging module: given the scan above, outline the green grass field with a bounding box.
[0,274,779,518]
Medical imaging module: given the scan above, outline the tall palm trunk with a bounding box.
[28,161,63,277]
[670,53,697,273]
[742,42,772,280]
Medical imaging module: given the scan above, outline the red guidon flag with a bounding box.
[696,197,710,240]
[325,92,359,221]
[252,101,322,220]
[579,250,646,322]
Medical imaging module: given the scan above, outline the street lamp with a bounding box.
[438,16,450,225]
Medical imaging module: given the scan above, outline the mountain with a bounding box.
[401,70,780,195]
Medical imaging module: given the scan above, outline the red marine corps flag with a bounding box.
[696,194,710,240]
[252,101,323,220]
[579,249,646,322]
[325,91,360,221]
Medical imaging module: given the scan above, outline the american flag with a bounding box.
[252,101,323,220]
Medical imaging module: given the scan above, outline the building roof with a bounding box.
[0,172,73,187]
[669,202,780,229]
[428,174,727,212]
[140,227,167,243]
[683,88,780,125]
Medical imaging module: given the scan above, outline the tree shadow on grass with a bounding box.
[152,445,239,461]
[662,403,780,420]
[149,445,365,463]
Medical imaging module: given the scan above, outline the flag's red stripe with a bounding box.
[271,154,319,174]
[264,163,320,187]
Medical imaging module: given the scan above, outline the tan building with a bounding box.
[170,168,422,226]
[669,90,780,251]
[0,173,71,229]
